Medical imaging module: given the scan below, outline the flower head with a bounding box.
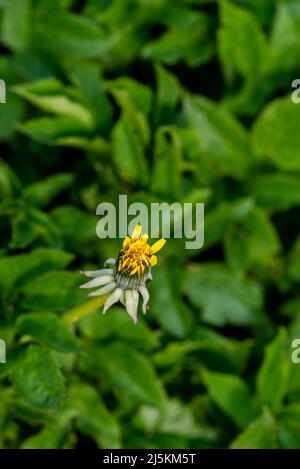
[80,224,166,324]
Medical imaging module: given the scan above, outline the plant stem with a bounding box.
[63,295,109,324]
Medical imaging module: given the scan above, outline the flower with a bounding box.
[79,224,166,324]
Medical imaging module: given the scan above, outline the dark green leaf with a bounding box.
[12,345,65,410]
[17,313,79,353]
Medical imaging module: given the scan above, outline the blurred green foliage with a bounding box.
[0,0,300,449]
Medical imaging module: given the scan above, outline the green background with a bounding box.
[1,0,300,449]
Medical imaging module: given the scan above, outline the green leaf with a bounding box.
[202,370,257,427]
[2,0,31,51]
[252,98,300,171]
[112,92,149,185]
[184,263,263,326]
[151,262,193,338]
[204,198,254,250]
[231,408,276,449]
[80,343,166,408]
[0,159,21,199]
[288,238,300,283]
[154,64,181,127]
[270,3,300,72]
[224,226,249,272]
[183,94,252,179]
[135,399,215,440]
[9,211,39,249]
[20,271,84,311]
[22,207,62,248]
[250,173,300,212]
[256,329,288,412]
[151,126,182,199]
[193,326,251,373]
[17,313,79,353]
[142,14,213,67]
[0,93,24,140]
[224,205,281,271]
[67,62,114,134]
[79,307,158,351]
[231,0,275,26]
[66,383,121,448]
[33,12,108,58]
[278,403,300,449]
[23,173,74,208]
[218,0,268,80]
[107,76,153,117]
[21,425,70,449]
[12,345,65,410]
[13,78,94,128]
[50,205,98,255]
[0,248,73,293]
[18,116,92,145]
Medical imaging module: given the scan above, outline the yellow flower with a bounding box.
[80,225,166,324]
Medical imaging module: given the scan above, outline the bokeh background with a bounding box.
[1,0,300,449]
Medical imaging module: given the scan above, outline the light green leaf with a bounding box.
[2,0,31,51]
[270,3,300,72]
[107,76,153,117]
[33,12,108,58]
[256,329,289,412]
[135,399,215,440]
[251,173,300,212]
[218,0,268,79]
[231,408,276,449]
[18,116,92,145]
[13,78,94,128]
[252,98,300,171]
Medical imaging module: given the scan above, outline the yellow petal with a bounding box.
[131,224,141,240]
[130,265,139,275]
[142,233,149,243]
[150,255,157,266]
[123,237,131,250]
[151,238,166,254]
